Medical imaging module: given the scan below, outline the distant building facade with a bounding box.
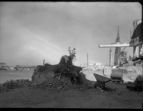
[0,63,7,67]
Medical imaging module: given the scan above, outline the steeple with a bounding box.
[116,26,120,43]
[114,26,121,66]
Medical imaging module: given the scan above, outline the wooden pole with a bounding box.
[43,59,45,65]
[87,53,88,67]
[109,48,112,66]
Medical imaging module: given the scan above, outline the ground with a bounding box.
[0,81,142,108]
[0,69,142,109]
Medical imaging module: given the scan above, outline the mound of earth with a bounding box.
[31,62,85,89]
[31,61,101,90]
[32,73,74,89]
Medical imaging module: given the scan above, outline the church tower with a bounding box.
[114,26,121,66]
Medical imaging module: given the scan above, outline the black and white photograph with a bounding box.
[0,2,142,108]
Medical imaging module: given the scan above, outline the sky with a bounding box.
[0,2,142,66]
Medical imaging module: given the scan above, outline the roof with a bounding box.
[131,22,142,40]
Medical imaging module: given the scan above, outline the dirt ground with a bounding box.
[0,81,142,109]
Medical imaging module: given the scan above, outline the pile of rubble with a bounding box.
[31,73,74,90]
[31,71,95,91]
[31,60,86,89]
[30,47,101,90]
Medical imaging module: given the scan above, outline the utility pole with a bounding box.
[109,48,112,66]
[87,53,88,67]
[43,59,45,65]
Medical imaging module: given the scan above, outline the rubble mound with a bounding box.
[31,71,94,91]
[31,54,116,90]
[31,74,74,90]
[31,59,83,90]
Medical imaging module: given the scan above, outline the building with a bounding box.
[0,62,7,67]
[94,63,102,66]
[130,19,142,59]
[15,65,36,70]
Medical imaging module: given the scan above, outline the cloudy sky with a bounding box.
[0,2,142,66]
